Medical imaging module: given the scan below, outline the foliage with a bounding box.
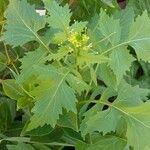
[0,0,150,150]
[61,0,119,21]
[127,0,150,16]
[0,0,9,23]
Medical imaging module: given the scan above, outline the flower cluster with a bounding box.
[68,32,89,48]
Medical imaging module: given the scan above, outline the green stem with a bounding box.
[0,138,74,147]
[85,64,99,98]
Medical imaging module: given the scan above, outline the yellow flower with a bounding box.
[68,32,89,48]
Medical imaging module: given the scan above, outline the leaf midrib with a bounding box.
[11,1,51,53]
[101,37,150,55]
[87,100,150,130]
[34,71,70,125]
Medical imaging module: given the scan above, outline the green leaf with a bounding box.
[2,79,33,108]
[77,53,110,67]
[109,48,135,83]
[32,144,52,150]
[113,7,135,42]
[0,97,13,132]
[97,64,117,89]
[0,52,7,72]
[98,10,121,46]
[5,137,30,143]
[2,79,25,100]
[80,107,121,137]
[66,73,89,95]
[116,81,149,106]
[88,136,126,150]
[88,10,125,83]
[80,81,150,149]
[70,21,88,33]
[44,1,87,43]
[127,0,150,16]
[30,127,64,143]
[27,65,77,130]
[45,45,71,61]
[44,1,71,34]
[44,1,70,43]
[89,66,97,86]
[76,135,126,150]
[17,48,47,83]
[129,11,150,62]
[58,111,78,131]
[76,141,89,150]
[7,143,34,150]
[0,0,8,22]
[3,0,46,47]
[89,9,150,83]
[125,102,150,150]
[22,125,53,136]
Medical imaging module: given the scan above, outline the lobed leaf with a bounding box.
[2,0,46,47]
[27,65,77,130]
